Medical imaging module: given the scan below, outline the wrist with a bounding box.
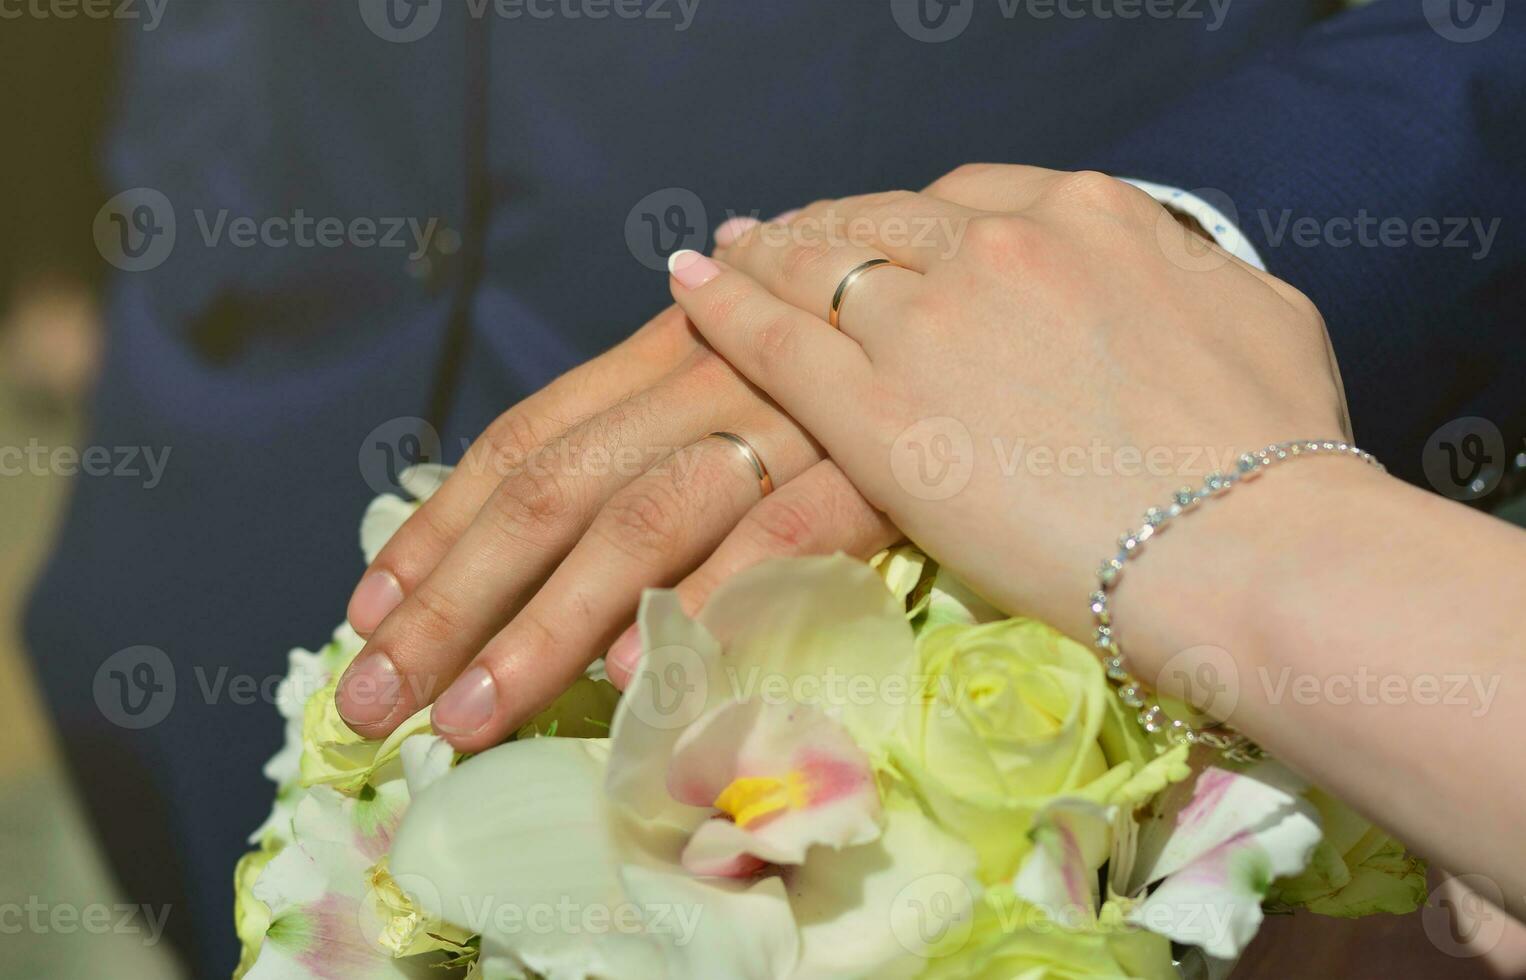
[1108,451,1398,709]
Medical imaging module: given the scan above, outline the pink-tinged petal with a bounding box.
[666,699,882,872]
[1013,799,1112,920]
[1126,765,1322,959]
[1136,764,1311,886]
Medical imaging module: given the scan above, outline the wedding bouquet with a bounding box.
[233,473,1425,979]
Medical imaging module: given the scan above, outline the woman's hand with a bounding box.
[335,304,897,751]
[667,164,1352,641]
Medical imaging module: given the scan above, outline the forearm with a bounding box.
[1119,460,1526,917]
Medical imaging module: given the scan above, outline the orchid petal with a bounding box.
[696,556,918,742]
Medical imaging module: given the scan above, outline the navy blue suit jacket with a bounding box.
[25,1,1523,972]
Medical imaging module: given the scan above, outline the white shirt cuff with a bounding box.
[1123,178,1267,272]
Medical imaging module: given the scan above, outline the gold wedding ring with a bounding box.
[829,258,902,329]
[708,432,773,496]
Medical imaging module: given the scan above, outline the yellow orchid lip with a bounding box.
[713,772,812,829]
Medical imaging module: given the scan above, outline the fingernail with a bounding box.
[607,624,642,679]
[349,570,404,635]
[771,208,802,224]
[336,652,407,727]
[668,250,721,289]
[432,666,498,737]
[714,216,761,247]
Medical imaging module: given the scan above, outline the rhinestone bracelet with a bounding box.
[1091,439,1384,761]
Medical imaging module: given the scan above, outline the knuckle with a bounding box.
[778,236,836,282]
[597,481,688,562]
[491,463,579,536]
[479,411,542,474]
[1052,171,1148,214]
[403,584,465,645]
[929,162,997,196]
[961,214,1037,265]
[383,501,458,581]
[743,494,822,554]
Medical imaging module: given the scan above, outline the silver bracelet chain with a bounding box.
[1091,439,1385,762]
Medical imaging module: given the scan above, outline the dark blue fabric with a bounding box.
[23,2,1522,973]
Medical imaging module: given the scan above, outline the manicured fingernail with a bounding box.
[714,216,761,247]
[668,250,721,289]
[607,624,642,679]
[432,666,498,737]
[771,208,802,224]
[336,652,406,727]
[349,570,403,635]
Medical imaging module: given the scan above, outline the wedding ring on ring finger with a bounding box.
[708,431,774,497]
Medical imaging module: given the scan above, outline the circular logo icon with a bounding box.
[359,417,445,496]
[891,417,975,501]
[891,0,975,43]
[624,643,709,732]
[94,188,176,273]
[358,0,442,42]
[1154,187,1238,274]
[1423,0,1505,42]
[94,645,176,729]
[625,188,708,271]
[1155,644,1239,724]
[890,872,975,959]
[1422,416,1505,501]
[1423,873,1506,957]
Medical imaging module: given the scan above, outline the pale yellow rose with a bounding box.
[891,617,1174,881]
[232,843,277,979]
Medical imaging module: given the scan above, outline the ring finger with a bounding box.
[429,414,820,750]
[335,357,778,736]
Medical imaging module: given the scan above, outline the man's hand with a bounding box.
[335,304,898,751]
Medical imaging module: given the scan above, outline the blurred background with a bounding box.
[0,7,1522,980]
[0,17,182,980]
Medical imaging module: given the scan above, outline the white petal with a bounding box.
[400,734,455,796]
[391,738,666,979]
[696,556,919,741]
[1126,765,1321,959]
[1013,799,1113,918]
[360,494,418,564]
[607,591,726,828]
[788,806,980,979]
[1135,765,1310,885]
[398,463,452,501]
[619,865,800,980]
